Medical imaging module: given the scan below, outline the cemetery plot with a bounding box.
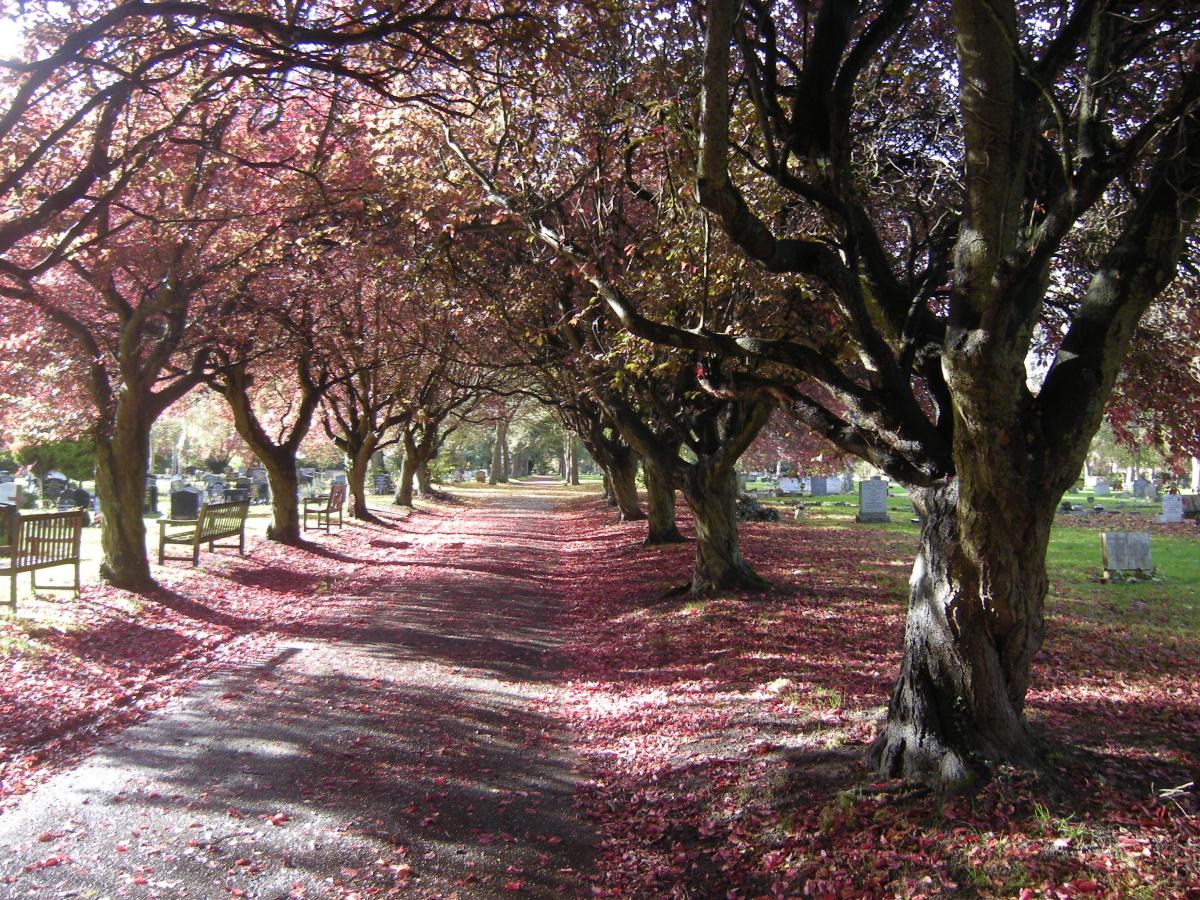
[855,477,890,523]
[1100,531,1154,580]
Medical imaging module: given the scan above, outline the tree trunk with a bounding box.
[681,463,765,595]
[501,432,510,482]
[94,404,154,590]
[489,422,504,484]
[345,436,376,520]
[607,450,646,522]
[568,436,580,485]
[601,474,614,504]
[396,453,417,507]
[867,480,1049,793]
[643,458,684,545]
[416,460,432,496]
[263,457,302,544]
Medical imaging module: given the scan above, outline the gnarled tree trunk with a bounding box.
[263,460,302,543]
[344,435,376,520]
[416,460,432,496]
[868,478,1050,791]
[681,462,765,595]
[643,458,684,545]
[94,398,154,590]
[606,447,645,523]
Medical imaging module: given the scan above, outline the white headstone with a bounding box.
[1101,532,1153,574]
[1093,480,1110,496]
[856,477,890,523]
[0,482,17,504]
[1133,477,1154,499]
[1159,494,1184,523]
[777,477,801,494]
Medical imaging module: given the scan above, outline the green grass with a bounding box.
[1045,525,1200,632]
[769,485,1200,635]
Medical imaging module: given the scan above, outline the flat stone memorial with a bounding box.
[1100,531,1153,579]
[1159,494,1184,523]
[778,476,801,494]
[856,477,890,523]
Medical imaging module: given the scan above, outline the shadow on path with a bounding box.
[0,494,596,898]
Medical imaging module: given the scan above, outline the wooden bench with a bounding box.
[303,482,346,533]
[0,506,84,607]
[158,499,250,566]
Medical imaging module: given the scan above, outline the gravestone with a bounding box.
[1159,494,1184,524]
[1100,532,1153,578]
[373,473,395,494]
[856,477,890,523]
[1181,495,1200,521]
[1132,477,1154,499]
[144,478,159,516]
[0,482,17,505]
[808,477,828,497]
[1093,480,1110,496]
[475,470,487,483]
[777,476,801,494]
[170,486,203,520]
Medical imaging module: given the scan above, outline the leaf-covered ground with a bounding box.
[1,486,1198,898]
[549,498,1200,899]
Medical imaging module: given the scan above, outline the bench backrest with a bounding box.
[196,499,250,540]
[9,508,83,566]
[327,482,346,510]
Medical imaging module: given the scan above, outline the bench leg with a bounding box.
[239,531,245,555]
[192,544,200,567]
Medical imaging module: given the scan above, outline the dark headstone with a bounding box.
[171,486,203,520]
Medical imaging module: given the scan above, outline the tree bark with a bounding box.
[487,422,506,487]
[607,448,646,522]
[643,458,684,545]
[416,459,432,496]
[867,480,1049,792]
[344,435,377,520]
[94,401,154,590]
[396,453,417,507]
[568,436,580,485]
[681,463,765,595]
[263,461,302,543]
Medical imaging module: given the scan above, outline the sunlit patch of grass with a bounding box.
[0,634,36,656]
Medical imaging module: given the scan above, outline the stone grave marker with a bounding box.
[1100,532,1153,579]
[856,477,890,523]
[1159,494,1184,523]
[1093,480,1110,496]
[777,476,801,494]
[1132,477,1154,499]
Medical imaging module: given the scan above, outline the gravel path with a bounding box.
[0,493,597,898]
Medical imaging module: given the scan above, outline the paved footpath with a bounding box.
[0,495,597,898]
